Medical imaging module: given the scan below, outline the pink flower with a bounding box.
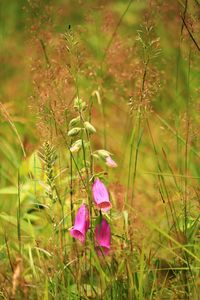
[95,218,111,255]
[70,144,79,153]
[105,156,117,168]
[92,178,112,212]
[70,204,90,243]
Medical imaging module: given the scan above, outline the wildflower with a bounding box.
[70,140,82,153]
[95,218,111,255]
[105,156,117,168]
[92,178,112,212]
[70,144,79,153]
[70,204,90,243]
[70,139,86,153]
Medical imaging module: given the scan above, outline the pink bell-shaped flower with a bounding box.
[95,218,111,255]
[70,204,90,243]
[92,178,112,212]
[105,156,117,168]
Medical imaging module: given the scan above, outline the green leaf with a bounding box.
[0,186,18,194]
[29,151,42,179]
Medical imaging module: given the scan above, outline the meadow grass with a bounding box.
[0,0,199,299]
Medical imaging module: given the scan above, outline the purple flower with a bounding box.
[92,178,112,212]
[105,156,117,168]
[70,204,90,243]
[95,218,111,255]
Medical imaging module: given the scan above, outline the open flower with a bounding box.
[105,156,117,168]
[70,204,90,243]
[95,218,111,255]
[92,178,112,212]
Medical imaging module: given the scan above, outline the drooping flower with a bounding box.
[70,204,90,243]
[95,218,111,255]
[92,178,112,212]
[105,156,117,168]
[70,139,82,153]
[70,144,80,153]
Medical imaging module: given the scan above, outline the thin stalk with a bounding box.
[70,153,74,226]
[182,39,192,300]
[125,115,137,206]
[131,126,143,201]
[17,171,21,255]
[5,234,14,272]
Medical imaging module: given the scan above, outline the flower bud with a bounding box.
[70,139,82,153]
[68,127,82,137]
[84,121,96,134]
[106,156,117,168]
[69,116,80,127]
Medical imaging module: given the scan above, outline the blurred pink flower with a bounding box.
[95,218,111,255]
[70,204,90,243]
[106,156,117,168]
[92,178,112,212]
[70,144,79,153]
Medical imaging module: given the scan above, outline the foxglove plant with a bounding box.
[92,178,112,212]
[67,96,116,253]
[95,218,111,255]
[70,204,90,243]
[105,156,117,168]
[93,149,118,168]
